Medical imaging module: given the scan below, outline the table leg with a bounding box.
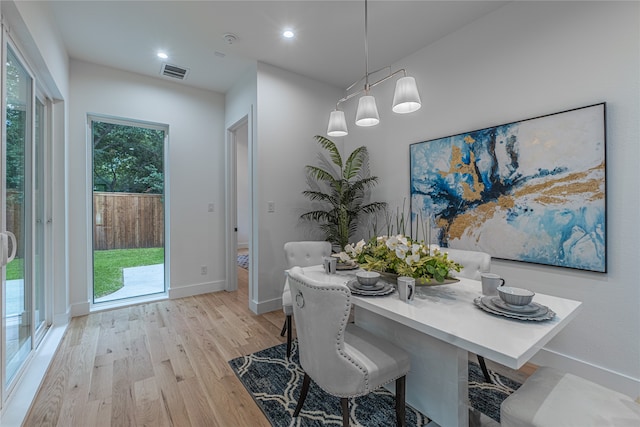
[355,307,469,427]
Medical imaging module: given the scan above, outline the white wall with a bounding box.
[68,60,227,313]
[344,1,639,396]
[253,63,344,312]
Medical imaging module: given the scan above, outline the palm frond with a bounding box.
[300,210,333,223]
[348,176,379,192]
[316,154,340,181]
[358,201,388,215]
[302,190,338,206]
[314,135,342,169]
[343,146,367,180]
[305,165,338,185]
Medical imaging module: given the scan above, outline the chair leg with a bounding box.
[341,397,350,427]
[477,355,493,383]
[293,373,311,417]
[286,315,292,358]
[280,318,287,337]
[395,375,406,427]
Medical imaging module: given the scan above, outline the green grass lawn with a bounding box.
[5,248,163,298]
[6,258,23,280]
[94,248,164,298]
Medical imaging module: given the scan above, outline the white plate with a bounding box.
[490,297,540,313]
[352,281,385,291]
[474,297,555,321]
[336,263,359,271]
[347,279,395,296]
[481,296,548,317]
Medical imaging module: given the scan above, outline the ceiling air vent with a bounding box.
[161,63,189,80]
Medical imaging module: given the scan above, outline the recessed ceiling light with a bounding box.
[282,30,294,39]
[157,52,168,59]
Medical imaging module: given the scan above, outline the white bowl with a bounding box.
[356,271,380,287]
[498,286,535,306]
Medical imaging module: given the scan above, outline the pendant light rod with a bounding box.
[364,0,369,90]
[334,68,409,109]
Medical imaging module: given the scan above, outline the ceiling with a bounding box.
[45,1,508,94]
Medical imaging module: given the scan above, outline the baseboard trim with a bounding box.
[531,348,640,399]
[252,296,281,315]
[168,279,226,299]
[70,300,90,317]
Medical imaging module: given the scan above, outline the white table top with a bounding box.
[296,265,583,369]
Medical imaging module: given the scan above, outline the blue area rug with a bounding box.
[229,342,521,426]
[237,254,249,269]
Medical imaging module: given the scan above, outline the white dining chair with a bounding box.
[442,247,494,383]
[501,366,640,426]
[288,266,411,427]
[442,247,491,281]
[281,241,332,358]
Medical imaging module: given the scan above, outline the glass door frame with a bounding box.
[1,31,52,406]
[87,113,170,307]
[33,90,51,346]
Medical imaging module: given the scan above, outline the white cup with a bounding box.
[481,273,505,296]
[397,276,415,303]
[323,256,337,274]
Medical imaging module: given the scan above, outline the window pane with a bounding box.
[4,47,32,386]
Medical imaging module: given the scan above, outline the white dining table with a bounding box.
[290,265,583,427]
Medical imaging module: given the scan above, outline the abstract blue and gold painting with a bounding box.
[410,103,606,272]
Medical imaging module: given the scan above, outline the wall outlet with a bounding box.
[200,265,207,275]
[267,201,275,213]
[208,203,214,212]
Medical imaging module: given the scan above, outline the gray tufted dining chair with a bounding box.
[287,267,411,427]
[442,247,494,382]
[281,241,332,358]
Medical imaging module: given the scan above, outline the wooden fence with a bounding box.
[94,192,164,250]
[4,191,162,252]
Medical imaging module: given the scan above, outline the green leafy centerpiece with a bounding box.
[336,235,462,285]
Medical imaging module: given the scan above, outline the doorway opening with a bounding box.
[226,114,253,307]
[89,115,168,304]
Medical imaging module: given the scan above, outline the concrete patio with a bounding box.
[6,263,166,311]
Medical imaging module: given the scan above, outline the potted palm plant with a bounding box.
[300,135,386,250]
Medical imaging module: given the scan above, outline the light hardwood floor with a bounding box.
[24,262,534,426]
[24,265,284,426]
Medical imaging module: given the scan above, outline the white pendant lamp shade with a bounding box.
[327,110,348,137]
[355,95,380,127]
[392,76,422,114]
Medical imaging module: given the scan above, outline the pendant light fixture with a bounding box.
[327,0,421,137]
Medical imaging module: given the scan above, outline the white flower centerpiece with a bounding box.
[336,234,462,285]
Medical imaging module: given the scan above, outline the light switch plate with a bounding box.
[267,201,275,213]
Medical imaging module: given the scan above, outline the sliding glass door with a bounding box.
[3,46,32,388]
[2,41,50,401]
